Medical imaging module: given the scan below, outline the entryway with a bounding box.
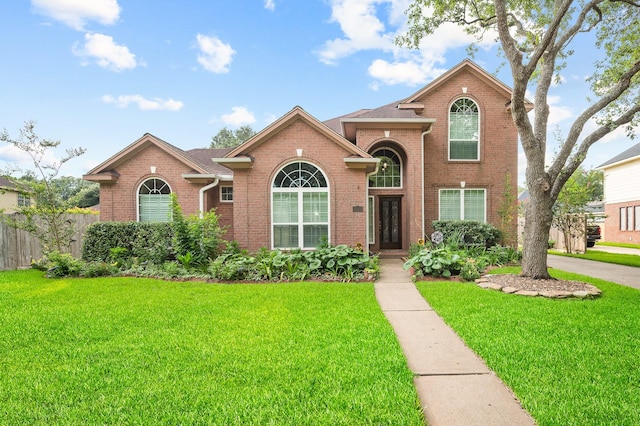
[379,196,402,250]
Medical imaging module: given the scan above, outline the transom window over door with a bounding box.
[369,148,402,188]
[138,178,172,222]
[449,98,479,160]
[272,162,329,249]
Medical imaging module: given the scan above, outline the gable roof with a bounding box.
[83,133,232,182]
[0,176,20,191]
[402,59,528,108]
[597,141,640,169]
[216,106,378,170]
[323,59,529,141]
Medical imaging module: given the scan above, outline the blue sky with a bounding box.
[0,0,634,185]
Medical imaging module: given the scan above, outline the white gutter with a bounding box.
[421,125,434,239]
[365,162,381,253]
[199,178,220,218]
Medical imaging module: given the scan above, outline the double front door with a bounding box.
[379,196,402,250]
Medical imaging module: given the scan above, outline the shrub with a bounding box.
[81,222,174,264]
[432,220,502,248]
[403,246,463,278]
[44,251,83,278]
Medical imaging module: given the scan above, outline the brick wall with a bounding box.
[99,144,212,221]
[604,201,640,244]
[232,119,369,251]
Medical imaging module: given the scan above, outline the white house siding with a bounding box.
[603,158,640,204]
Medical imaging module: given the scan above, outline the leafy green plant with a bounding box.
[432,220,502,248]
[44,251,83,278]
[403,246,463,278]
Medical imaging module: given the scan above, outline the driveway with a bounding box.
[547,252,640,290]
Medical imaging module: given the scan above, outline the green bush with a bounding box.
[44,251,84,278]
[403,246,463,278]
[82,222,173,264]
[432,220,502,248]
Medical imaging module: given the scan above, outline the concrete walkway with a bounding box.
[375,258,536,426]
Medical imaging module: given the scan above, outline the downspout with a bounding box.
[365,162,381,253]
[199,178,219,218]
[421,125,433,239]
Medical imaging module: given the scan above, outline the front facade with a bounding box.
[598,142,640,244]
[84,60,522,254]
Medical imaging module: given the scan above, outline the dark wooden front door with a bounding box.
[379,196,402,249]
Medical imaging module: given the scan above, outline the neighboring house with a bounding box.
[598,141,640,243]
[83,60,525,253]
[0,176,31,214]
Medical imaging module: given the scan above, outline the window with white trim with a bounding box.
[272,162,329,249]
[220,186,233,202]
[635,206,640,231]
[138,178,172,222]
[17,193,31,207]
[439,189,486,222]
[449,98,479,160]
[369,148,402,188]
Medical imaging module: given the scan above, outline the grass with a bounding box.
[0,270,423,425]
[550,249,640,267]
[597,241,640,249]
[417,267,640,426]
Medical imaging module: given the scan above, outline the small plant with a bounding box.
[45,251,83,278]
[403,246,463,278]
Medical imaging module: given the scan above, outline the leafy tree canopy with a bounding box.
[210,125,257,148]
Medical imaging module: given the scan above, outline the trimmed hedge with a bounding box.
[432,220,502,248]
[81,222,174,264]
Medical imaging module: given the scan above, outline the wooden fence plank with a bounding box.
[0,214,99,270]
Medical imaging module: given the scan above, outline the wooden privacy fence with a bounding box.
[0,214,99,271]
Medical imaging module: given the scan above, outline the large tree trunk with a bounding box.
[521,189,554,279]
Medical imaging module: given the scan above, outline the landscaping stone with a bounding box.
[477,274,602,299]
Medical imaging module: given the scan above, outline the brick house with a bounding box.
[83,60,523,253]
[598,141,640,243]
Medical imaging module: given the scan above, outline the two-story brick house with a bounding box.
[84,60,524,254]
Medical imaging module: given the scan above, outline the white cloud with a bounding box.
[32,0,121,31]
[220,107,256,126]
[0,144,60,171]
[547,95,573,125]
[195,34,235,73]
[73,32,138,72]
[102,95,184,111]
[264,0,275,11]
[317,0,497,86]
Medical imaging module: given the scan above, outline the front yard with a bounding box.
[418,267,640,425]
[0,270,423,425]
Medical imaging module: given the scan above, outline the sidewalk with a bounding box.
[375,258,536,426]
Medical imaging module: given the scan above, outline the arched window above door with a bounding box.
[369,148,402,188]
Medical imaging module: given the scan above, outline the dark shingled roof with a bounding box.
[323,100,420,136]
[0,176,20,191]
[185,148,234,175]
[598,141,640,168]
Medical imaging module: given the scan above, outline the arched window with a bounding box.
[138,178,172,222]
[449,98,479,160]
[369,148,402,188]
[272,162,329,249]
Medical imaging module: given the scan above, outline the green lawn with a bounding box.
[417,267,640,426]
[0,270,423,425]
[550,249,640,267]
[597,241,640,250]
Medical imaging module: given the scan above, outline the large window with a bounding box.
[439,189,486,222]
[138,178,172,222]
[272,162,329,249]
[449,98,479,160]
[369,148,402,188]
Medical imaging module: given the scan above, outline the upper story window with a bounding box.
[449,98,479,161]
[369,148,402,188]
[272,162,329,249]
[138,178,172,222]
